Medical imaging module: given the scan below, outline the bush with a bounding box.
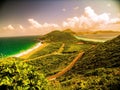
[0,59,48,90]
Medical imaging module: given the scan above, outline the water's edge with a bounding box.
[14,42,42,57]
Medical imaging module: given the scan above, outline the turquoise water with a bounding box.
[0,36,40,57]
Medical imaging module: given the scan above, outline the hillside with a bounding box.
[39,30,78,42]
[1,31,120,90]
[74,35,120,72]
[58,35,120,90]
[63,29,76,34]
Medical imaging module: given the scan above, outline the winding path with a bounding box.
[23,43,65,62]
[22,43,84,80]
[47,52,84,80]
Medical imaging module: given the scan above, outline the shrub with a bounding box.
[0,59,48,90]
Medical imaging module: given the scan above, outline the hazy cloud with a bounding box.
[62,6,120,31]
[19,25,25,30]
[110,18,120,23]
[107,3,111,7]
[27,18,60,34]
[28,19,42,28]
[62,8,66,12]
[74,6,79,10]
[4,25,15,30]
[8,25,15,30]
[43,23,59,28]
[1,6,120,36]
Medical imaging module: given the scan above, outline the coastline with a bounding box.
[14,42,47,59]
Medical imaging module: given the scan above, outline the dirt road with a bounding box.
[47,52,84,80]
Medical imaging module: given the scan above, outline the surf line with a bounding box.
[14,42,42,57]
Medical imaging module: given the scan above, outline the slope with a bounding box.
[74,35,120,72]
[57,35,120,90]
[39,30,78,43]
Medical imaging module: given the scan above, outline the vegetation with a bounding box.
[39,30,78,43]
[63,29,76,34]
[0,58,48,90]
[25,32,93,76]
[73,35,120,72]
[28,42,63,59]
[59,67,120,90]
[58,35,120,90]
[0,30,120,90]
[26,43,91,76]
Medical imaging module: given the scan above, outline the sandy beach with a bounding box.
[14,42,48,59]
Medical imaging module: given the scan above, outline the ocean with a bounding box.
[0,36,40,57]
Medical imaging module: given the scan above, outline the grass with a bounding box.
[1,30,119,90]
[26,42,92,75]
[56,35,120,90]
[28,42,62,59]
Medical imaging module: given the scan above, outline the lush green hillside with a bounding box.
[1,30,119,90]
[58,35,120,90]
[22,30,95,78]
[25,42,92,76]
[39,30,78,43]
[74,35,120,72]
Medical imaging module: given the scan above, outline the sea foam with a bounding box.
[14,42,42,57]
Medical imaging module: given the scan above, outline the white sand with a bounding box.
[14,42,42,57]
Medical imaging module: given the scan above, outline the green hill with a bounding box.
[39,30,78,42]
[1,30,120,89]
[63,29,76,34]
[58,35,120,90]
[75,35,120,72]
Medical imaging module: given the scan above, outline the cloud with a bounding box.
[107,3,111,7]
[43,23,59,28]
[3,25,15,30]
[27,18,60,34]
[84,6,110,24]
[28,19,42,28]
[1,6,120,37]
[62,6,120,31]
[1,19,60,36]
[110,18,120,24]
[19,25,25,30]
[27,7,120,32]
[74,6,79,10]
[8,25,15,30]
[63,21,69,27]
[28,18,59,29]
[62,8,66,12]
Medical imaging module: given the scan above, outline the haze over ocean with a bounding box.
[0,36,39,57]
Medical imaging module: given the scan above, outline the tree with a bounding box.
[0,58,48,90]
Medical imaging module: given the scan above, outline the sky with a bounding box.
[0,0,120,37]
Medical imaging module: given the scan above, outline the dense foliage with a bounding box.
[73,35,120,72]
[57,35,120,90]
[28,54,76,76]
[1,31,119,90]
[0,59,48,90]
[26,41,92,76]
[59,67,120,90]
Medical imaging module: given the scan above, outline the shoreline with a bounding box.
[14,42,42,58]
